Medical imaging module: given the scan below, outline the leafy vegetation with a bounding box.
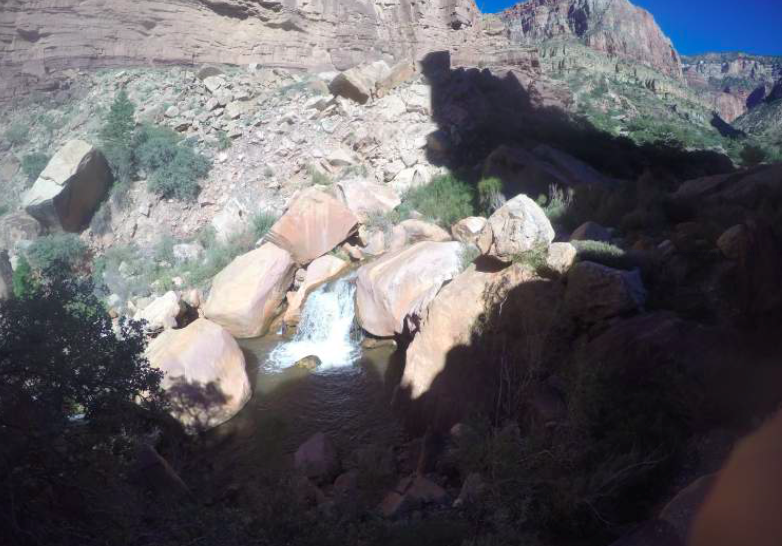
[4,122,29,147]
[21,152,51,184]
[404,173,476,228]
[572,240,635,270]
[478,177,504,215]
[27,233,89,272]
[12,255,38,298]
[740,144,768,167]
[99,89,136,187]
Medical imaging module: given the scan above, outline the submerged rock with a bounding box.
[294,355,322,371]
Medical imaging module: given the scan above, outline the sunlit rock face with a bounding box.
[500,0,683,80]
[0,0,512,100]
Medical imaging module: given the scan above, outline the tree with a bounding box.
[11,255,37,298]
[740,144,768,168]
[100,89,136,185]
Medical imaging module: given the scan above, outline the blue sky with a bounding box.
[479,0,782,56]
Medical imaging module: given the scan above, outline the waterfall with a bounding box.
[267,274,362,370]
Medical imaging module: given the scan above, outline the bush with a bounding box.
[542,185,574,224]
[251,211,277,240]
[572,240,635,270]
[136,126,211,201]
[21,152,51,184]
[100,89,136,185]
[478,177,504,215]
[27,233,88,272]
[740,144,768,167]
[404,173,476,227]
[12,255,38,298]
[4,122,29,147]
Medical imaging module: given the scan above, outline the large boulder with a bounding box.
[356,241,464,337]
[480,194,555,260]
[146,318,251,431]
[329,68,372,104]
[565,261,646,325]
[0,211,42,252]
[570,221,611,243]
[0,250,12,301]
[21,140,112,232]
[294,432,340,483]
[283,254,349,325]
[402,263,537,400]
[387,219,452,252]
[133,291,183,333]
[204,243,296,338]
[335,178,400,222]
[267,189,358,265]
[451,217,490,248]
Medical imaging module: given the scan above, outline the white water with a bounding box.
[267,274,362,371]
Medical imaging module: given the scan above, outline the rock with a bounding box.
[481,194,555,260]
[388,219,452,252]
[0,250,13,301]
[147,318,251,430]
[211,198,248,244]
[402,263,538,400]
[451,217,490,247]
[0,211,42,251]
[164,105,180,118]
[379,474,448,518]
[716,224,748,260]
[294,355,322,371]
[182,288,202,309]
[335,178,401,222]
[203,76,225,94]
[267,189,358,265]
[132,444,191,499]
[454,473,485,507]
[196,65,223,81]
[294,432,340,483]
[546,242,577,274]
[376,61,417,97]
[608,520,683,546]
[283,254,349,325]
[204,243,296,338]
[565,262,646,325]
[173,243,204,263]
[356,241,464,337]
[133,291,183,333]
[659,475,715,544]
[22,140,112,232]
[326,147,356,167]
[224,101,249,120]
[571,221,611,242]
[329,69,372,104]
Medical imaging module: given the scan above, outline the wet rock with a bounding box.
[204,243,296,338]
[22,140,112,232]
[283,254,349,325]
[295,432,340,483]
[147,318,251,431]
[294,355,322,371]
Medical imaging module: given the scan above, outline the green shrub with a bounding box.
[27,233,88,271]
[136,126,211,201]
[251,211,277,240]
[21,152,51,184]
[100,90,136,185]
[0,204,8,217]
[217,130,232,151]
[542,185,574,224]
[12,255,38,298]
[4,122,29,147]
[572,240,635,269]
[404,173,476,227]
[740,144,768,167]
[459,244,481,271]
[307,164,332,186]
[510,244,550,275]
[478,177,504,215]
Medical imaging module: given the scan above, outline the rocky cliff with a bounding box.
[500,0,683,80]
[683,52,782,122]
[0,0,512,100]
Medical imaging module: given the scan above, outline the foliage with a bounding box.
[572,240,635,270]
[478,177,504,215]
[21,152,51,184]
[251,211,277,240]
[0,269,169,546]
[216,130,232,151]
[136,125,211,201]
[510,244,550,275]
[100,89,137,186]
[0,204,8,217]
[11,255,38,298]
[404,173,476,228]
[4,122,29,147]
[307,164,332,186]
[459,244,482,271]
[27,233,88,272]
[739,144,768,167]
[541,185,574,224]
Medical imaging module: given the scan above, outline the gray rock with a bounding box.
[481,194,555,260]
[294,432,340,483]
[566,261,646,325]
[571,221,611,242]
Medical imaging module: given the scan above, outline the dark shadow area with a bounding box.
[420,51,734,189]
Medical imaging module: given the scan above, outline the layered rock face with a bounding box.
[501,0,683,80]
[0,0,507,100]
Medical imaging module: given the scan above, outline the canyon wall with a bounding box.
[500,0,683,80]
[0,0,515,100]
